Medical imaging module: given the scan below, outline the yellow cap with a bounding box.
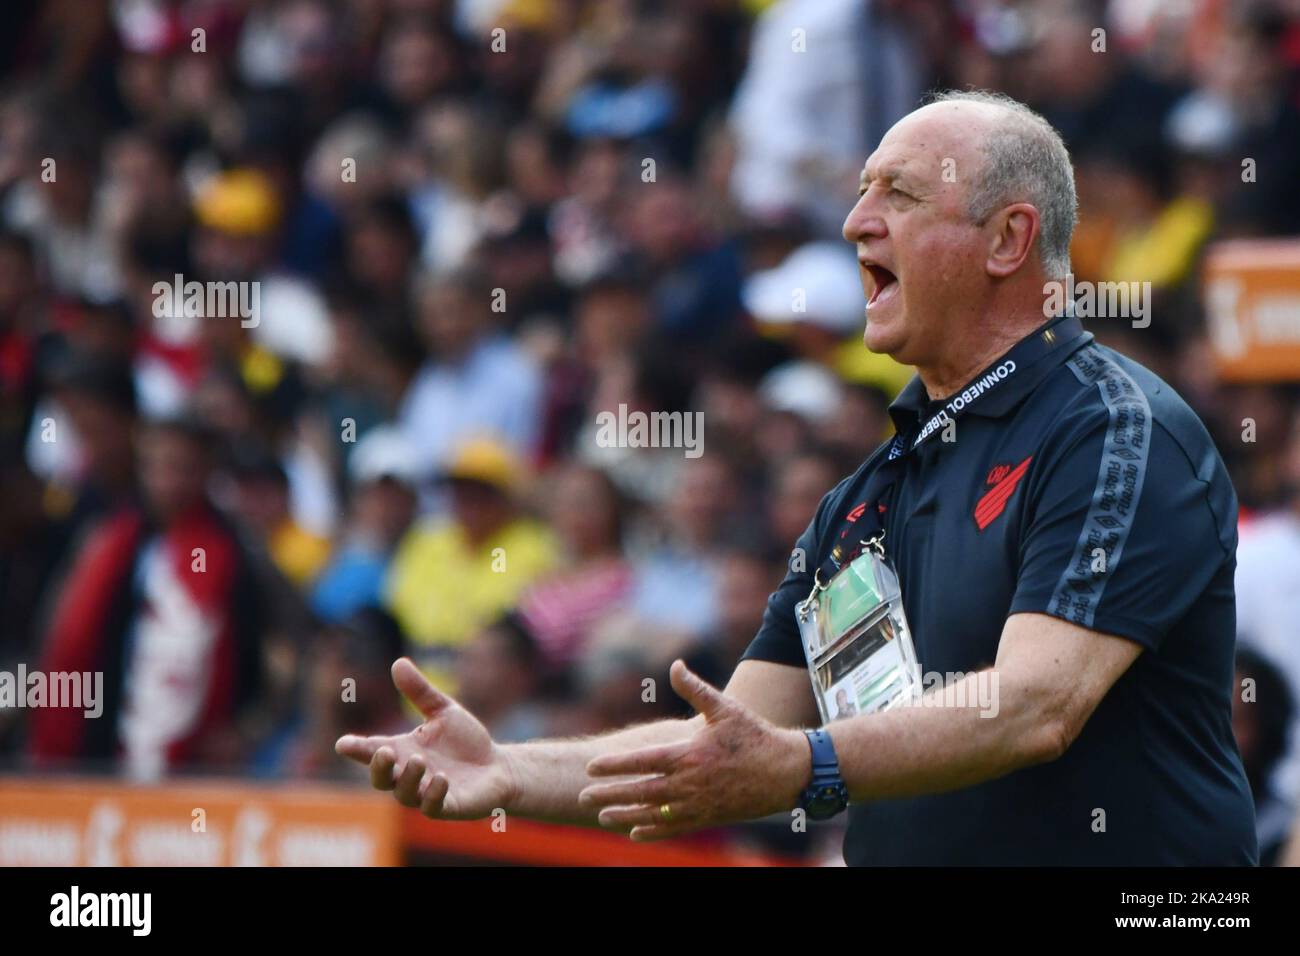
[499,0,556,31]
[444,437,523,493]
[194,169,281,236]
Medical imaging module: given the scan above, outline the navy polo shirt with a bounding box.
[745,315,1258,865]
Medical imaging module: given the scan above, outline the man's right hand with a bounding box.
[335,658,516,820]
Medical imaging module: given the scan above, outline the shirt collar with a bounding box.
[887,313,1092,433]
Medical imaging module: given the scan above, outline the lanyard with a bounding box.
[809,315,1085,592]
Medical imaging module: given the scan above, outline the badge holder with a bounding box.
[796,533,923,724]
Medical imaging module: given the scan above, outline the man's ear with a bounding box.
[985,202,1040,278]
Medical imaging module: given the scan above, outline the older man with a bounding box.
[337,91,1257,865]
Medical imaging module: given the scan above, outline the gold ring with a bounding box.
[659,803,673,822]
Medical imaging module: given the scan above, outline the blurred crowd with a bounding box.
[1,0,1299,862]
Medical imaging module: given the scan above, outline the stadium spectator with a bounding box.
[28,416,266,780]
[1236,415,1300,812]
[1232,648,1295,866]
[660,546,785,709]
[226,446,332,589]
[518,463,632,668]
[0,229,41,456]
[397,268,544,475]
[730,0,925,233]
[453,614,551,744]
[385,437,558,687]
[253,606,408,781]
[39,353,141,553]
[310,426,419,623]
[625,455,739,638]
[766,451,842,555]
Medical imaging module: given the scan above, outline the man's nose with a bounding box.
[842,193,886,245]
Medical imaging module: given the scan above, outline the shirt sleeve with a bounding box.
[742,477,852,668]
[1009,405,1236,650]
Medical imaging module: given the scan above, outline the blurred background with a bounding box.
[1,0,1299,866]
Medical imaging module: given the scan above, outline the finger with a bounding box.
[629,823,688,843]
[393,755,427,807]
[579,776,674,810]
[369,746,398,791]
[336,734,393,764]
[418,773,451,818]
[587,739,691,778]
[596,803,664,831]
[391,658,454,719]
[669,659,729,720]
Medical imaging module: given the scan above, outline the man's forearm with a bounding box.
[828,670,1062,803]
[500,716,701,825]
[820,614,1136,806]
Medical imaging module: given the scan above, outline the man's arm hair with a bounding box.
[501,659,817,825]
[828,612,1142,802]
[501,718,700,824]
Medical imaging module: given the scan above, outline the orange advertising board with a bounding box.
[1204,238,1300,381]
[0,777,807,866]
[0,778,400,866]
[402,812,803,867]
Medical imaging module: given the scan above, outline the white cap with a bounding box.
[743,241,865,335]
[349,426,421,488]
[1165,92,1238,157]
[758,361,843,425]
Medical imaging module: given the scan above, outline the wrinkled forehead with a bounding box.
[860,101,995,191]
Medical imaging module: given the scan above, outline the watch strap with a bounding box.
[800,728,848,819]
[805,728,840,776]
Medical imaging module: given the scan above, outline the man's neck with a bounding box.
[917,310,1045,400]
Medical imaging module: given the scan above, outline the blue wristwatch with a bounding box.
[799,728,848,820]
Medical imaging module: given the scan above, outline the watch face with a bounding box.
[806,785,847,821]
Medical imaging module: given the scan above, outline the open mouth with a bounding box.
[864,264,899,308]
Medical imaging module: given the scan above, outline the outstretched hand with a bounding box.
[336,658,516,820]
[577,660,811,841]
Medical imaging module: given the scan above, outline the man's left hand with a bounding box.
[579,660,811,841]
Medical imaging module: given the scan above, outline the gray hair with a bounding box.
[928,90,1078,278]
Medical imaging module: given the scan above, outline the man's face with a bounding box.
[576,287,649,362]
[419,282,481,358]
[449,479,512,542]
[841,103,994,367]
[716,555,773,647]
[547,466,619,556]
[138,429,209,522]
[63,392,134,481]
[455,628,530,717]
[354,478,416,546]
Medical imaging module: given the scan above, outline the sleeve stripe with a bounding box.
[1049,347,1153,629]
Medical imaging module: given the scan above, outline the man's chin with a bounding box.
[862,314,906,357]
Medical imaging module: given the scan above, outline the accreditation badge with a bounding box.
[796,535,923,724]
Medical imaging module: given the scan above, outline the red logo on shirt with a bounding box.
[974,456,1033,530]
